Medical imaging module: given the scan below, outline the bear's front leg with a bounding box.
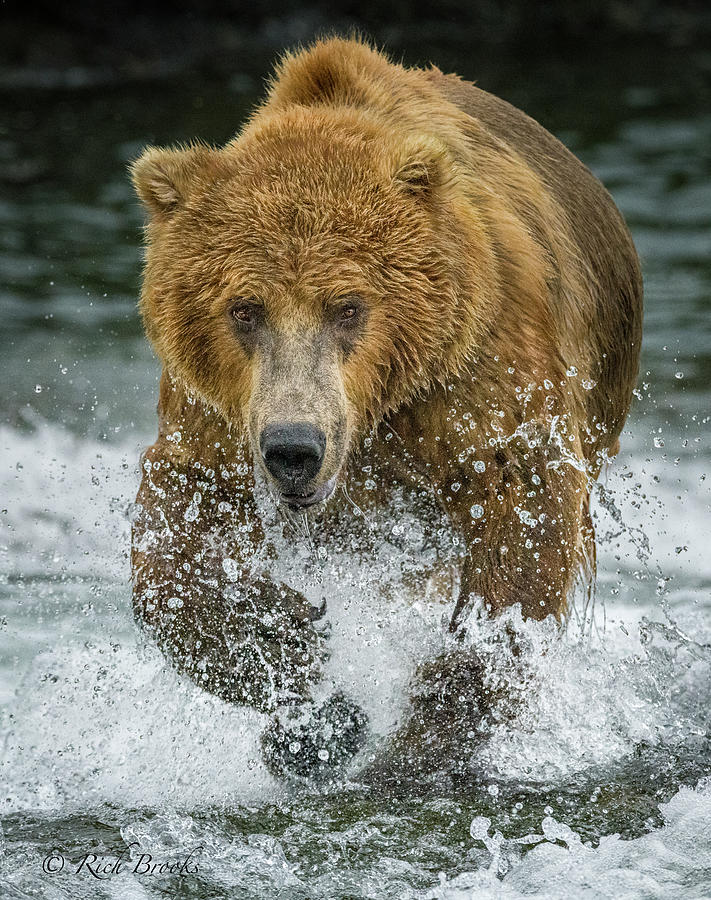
[363,418,591,783]
[133,559,328,712]
[360,646,494,787]
[131,442,327,712]
[448,432,592,629]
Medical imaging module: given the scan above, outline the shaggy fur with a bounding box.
[130,38,642,770]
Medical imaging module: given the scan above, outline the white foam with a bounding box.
[0,419,140,583]
[0,639,274,813]
[428,777,711,899]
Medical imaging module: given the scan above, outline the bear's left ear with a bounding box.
[393,138,450,196]
[130,144,215,220]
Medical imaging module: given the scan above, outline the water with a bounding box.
[1,45,710,898]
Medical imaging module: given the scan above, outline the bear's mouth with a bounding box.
[280,475,337,510]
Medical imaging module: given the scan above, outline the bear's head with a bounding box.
[131,105,490,509]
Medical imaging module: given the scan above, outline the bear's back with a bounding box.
[428,70,643,447]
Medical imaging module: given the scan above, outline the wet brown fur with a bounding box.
[130,39,642,745]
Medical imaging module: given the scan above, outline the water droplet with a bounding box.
[222,558,240,580]
[531,473,541,485]
[126,502,143,524]
[566,366,578,377]
[473,460,486,473]
[470,504,484,519]
[364,478,376,491]
[675,371,684,379]
[451,482,461,492]
[653,437,665,449]
[317,748,329,761]
[34,385,42,393]
[470,816,491,840]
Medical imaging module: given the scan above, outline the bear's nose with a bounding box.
[259,423,326,492]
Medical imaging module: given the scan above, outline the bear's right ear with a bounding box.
[130,145,212,220]
[393,137,451,197]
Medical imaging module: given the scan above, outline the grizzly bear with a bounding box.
[130,37,642,781]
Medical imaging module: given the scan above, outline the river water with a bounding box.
[1,44,710,899]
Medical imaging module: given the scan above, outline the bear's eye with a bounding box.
[335,297,362,327]
[230,300,262,331]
